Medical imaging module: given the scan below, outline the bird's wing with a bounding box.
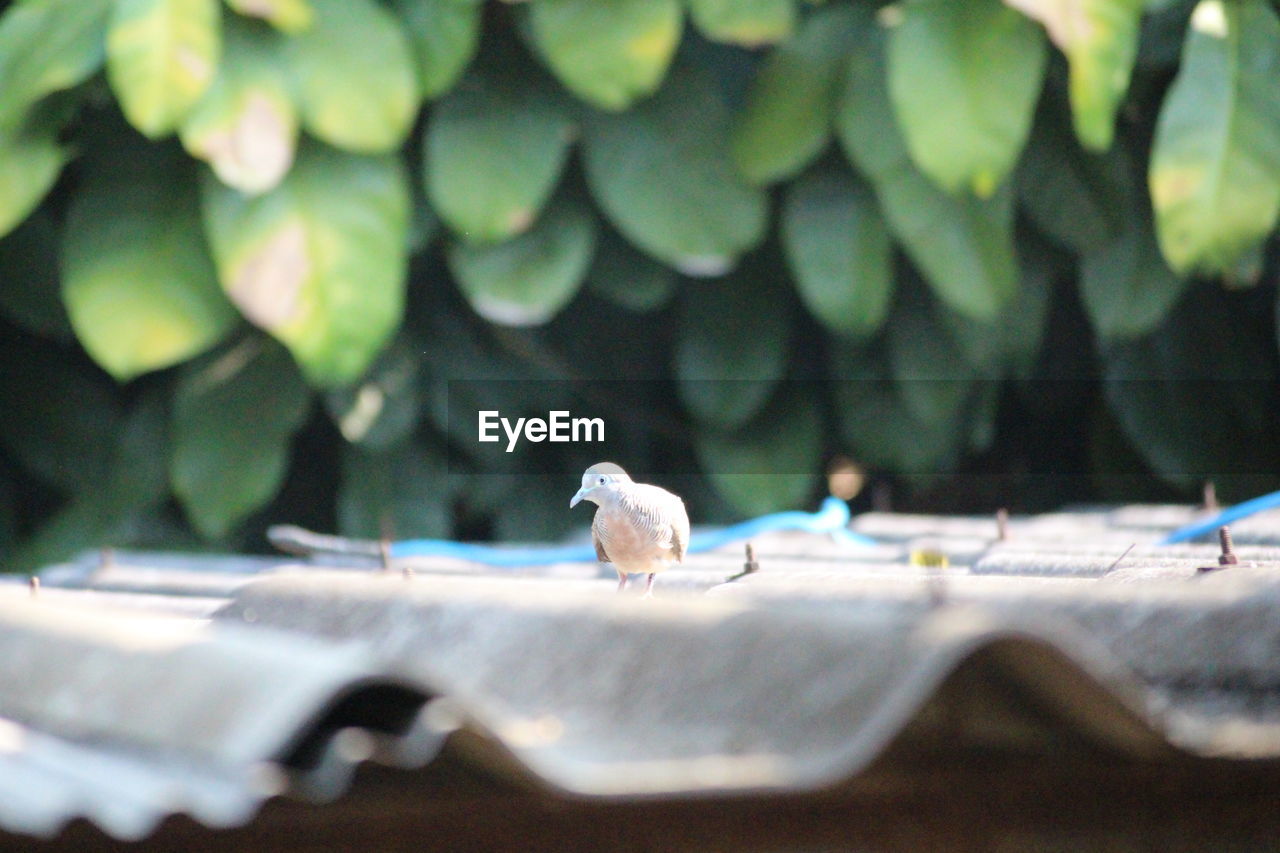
[669,499,689,562]
[623,484,690,563]
[591,516,611,563]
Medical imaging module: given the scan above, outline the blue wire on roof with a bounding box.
[1159,488,1280,545]
[390,496,875,566]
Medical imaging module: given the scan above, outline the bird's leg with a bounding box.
[616,570,629,593]
[642,572,655,598]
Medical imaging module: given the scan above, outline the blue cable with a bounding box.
[390,496,875,566]
[1159,488,1280,545]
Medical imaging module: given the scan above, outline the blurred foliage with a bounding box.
[2,0,1280,572]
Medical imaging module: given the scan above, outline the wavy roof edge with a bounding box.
[1,569,1278,841]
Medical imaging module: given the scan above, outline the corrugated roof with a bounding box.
[4,502,1280,845]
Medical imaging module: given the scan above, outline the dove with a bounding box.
[569,462,689,597]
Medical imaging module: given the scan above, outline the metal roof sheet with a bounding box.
[2,502,1279,843]
[217,573,1176,792]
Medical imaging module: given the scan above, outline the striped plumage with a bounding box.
[569,462,689,596]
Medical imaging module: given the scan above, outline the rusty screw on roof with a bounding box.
[1198,526,1239,574]
[28,576,38,598]
[379,538,392,572]
[1217,526,1238,566]
[726,542,760,583]
[1202,481,1219,513]
[995,508,1009,542]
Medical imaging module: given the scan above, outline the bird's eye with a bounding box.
[597,476,607,485]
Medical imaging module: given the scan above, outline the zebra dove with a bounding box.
[569,462,689,597]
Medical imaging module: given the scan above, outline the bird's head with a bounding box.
[569,462,632,508]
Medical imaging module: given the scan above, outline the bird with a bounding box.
[569,462,689,597]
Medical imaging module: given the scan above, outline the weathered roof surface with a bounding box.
[5,502,1280,847]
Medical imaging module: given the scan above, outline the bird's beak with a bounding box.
[569,487,586,508]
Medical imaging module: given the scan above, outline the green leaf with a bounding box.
[1082,192,1190,342]
[888,0,1046,196]
[940,252,1052,379]
[0,360,179,571]
[391,0,481,100]
[837,33,1018,321]
[584,66,767,275]
[1148,0,1280,275]
[883,168,1019,324]
[447,197,597,326]
[0,212,74,341]
[1224,241,1264,289]
[998,252,1049,379]
[106,0,222,138]
[172,338,311,538]
[406,183,439,256]
[0,87,83,238]
[284,0,418,153]
[1103,285,1280,487]
[224,0,312,33]
[888,295,976,428]
[833,348,974,477]
[62,148,237,381]
[688,0,796,46]
[585,227,677,313]
[339,440,450,540]
[529,0,681,111]
[324,335,421,449]
[11,384,173,571]
[104,387,174,511]
[0,335,121,494]
[414,313,570,470]
[1004,0,1143,151]
[675,271,790,429]
[550,288,674,376]
[0,125,66,239]
[938,313,1004,378]
[730,4,868,185]
[1137,0,1193,69]
[425,62,573,244]
[781,164,892,338]
[9,501,108,573]
[180,18,297,194]
[201,142,410,388]
[0,0,112,132]
[1016,89,1126,252]
[697,390,820,517]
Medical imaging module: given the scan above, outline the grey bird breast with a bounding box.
[592,484,689,574]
